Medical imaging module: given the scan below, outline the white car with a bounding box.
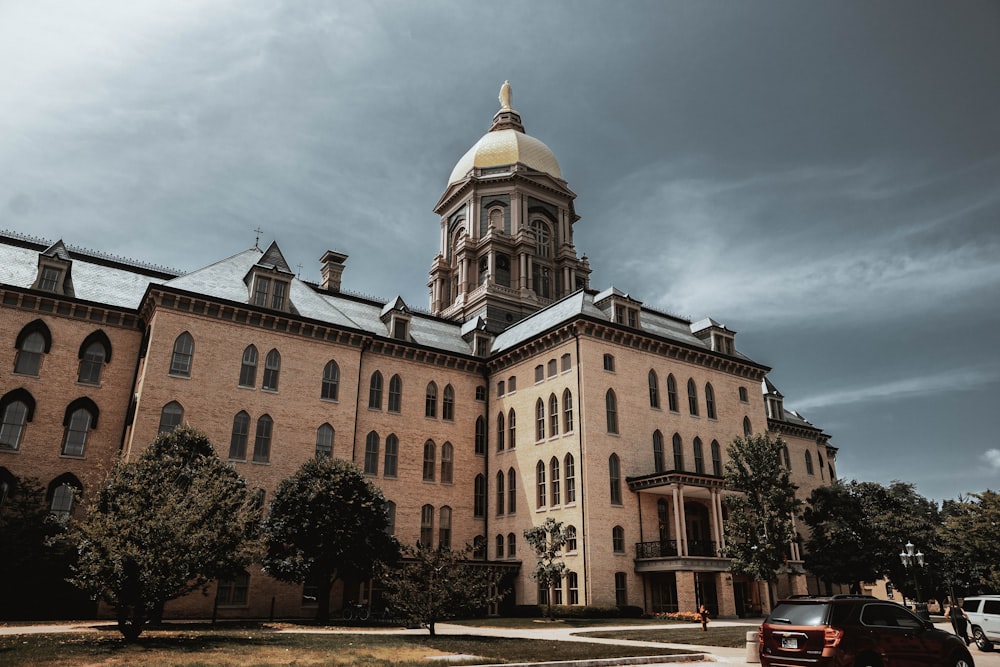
[963,595,1000,651]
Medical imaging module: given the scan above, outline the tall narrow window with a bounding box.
[270,280,286,310]
[442,385,455,421]
[364,431,380,474]
[550,457,561,506]
[384,434,399,477]
[170,332,194,376]
[50,483,76,521]
[566,526,578,552]
[425,382,438,418]
[240,346,258,388]
[561,353,571,372]
[548,394,559,437]
[653,430,665,473]
[563,389,574,433]
[609,453,622,505]
[687,379,699,416]
[612,526,625,553]
[496,470,505,515]
[420,504,434,546]
[388,374,402,412]
[422,440,436,481]
[321,361,340,400]
[705,383,717,419]
[475,417,486,456]
[15,331,47,376]
[253,414,272,463]
[508,409,517,449]
[567,571,579,605]
[439,506,452,549]
[605,389,618,434]
[508,468,517,513]
[369,371,383,409]
[672,433,684,470]
[474,474,486,517]
[253,276,270,306]
[615,572,627,606]
[648,370,659,408]
[158,401,183,434]
[536,460,547,508]
[535,399,545,441]
[262,349,280,391]
[61,405,95,457]
[693,437,705,474]
[384,501,396,535]
[496,534,505,559]
[0,397,31,451]
[564,454,576,503]
[667,374,678,412]
[712,440,723,476]
[535,365,544,382]
[496,412,505,451]
[229,411,250,460]
[805,450,815,475]
[507,532,517,558]
[782,445,791,470]
[744,416,753,436]
[316,423,334,458]
[441,442,454,483]
[78,338,109,385]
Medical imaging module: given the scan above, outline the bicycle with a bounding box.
[342,601,369,622]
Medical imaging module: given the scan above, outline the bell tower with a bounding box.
[428,82,591,332]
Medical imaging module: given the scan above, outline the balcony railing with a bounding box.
[636,540,719,559]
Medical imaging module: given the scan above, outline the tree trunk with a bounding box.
[316,573,333,624]
[117,608,146,642]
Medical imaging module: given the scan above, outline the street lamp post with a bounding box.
[899,541,925,603]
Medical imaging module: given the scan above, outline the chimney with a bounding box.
[319,250,348,292]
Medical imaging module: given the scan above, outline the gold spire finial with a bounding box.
[499,80,512,111]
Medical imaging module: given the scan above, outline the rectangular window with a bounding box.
[534,365,544,383]
[568,572,579,605]
[271,280,286,310]
[39,267,61,292]
[739,386,749,402]
[393,319,408,340]
[615,572,627,606]
[627,309,638,328]
[561,353,571,372]
[384,436,398,477]
[253,277,270,306]
[603,354,615,372]
[497,381,505,397]
[547,360,557,378]
[216,572,250,606]
[508,376,516,392]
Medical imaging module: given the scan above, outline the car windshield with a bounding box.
[768,603,828,626]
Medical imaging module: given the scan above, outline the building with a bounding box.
[0,83,839,620]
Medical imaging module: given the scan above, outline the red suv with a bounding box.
[759,595,975,667]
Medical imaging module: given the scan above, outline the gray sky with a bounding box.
[3,0,998,502]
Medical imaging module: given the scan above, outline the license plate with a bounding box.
[780,637,798,649]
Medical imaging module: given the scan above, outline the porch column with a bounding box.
[673,484,687,556]
[713,489,726,552]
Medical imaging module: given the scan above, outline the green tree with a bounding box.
[69,426,261,641]
[523,517,567,619]
[722,434,800,608]
[379,542,506,636]
[938,490,1000,594]
[262,456,399,623]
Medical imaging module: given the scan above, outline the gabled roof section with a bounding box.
[256,241,294,275]
[691,317,729,333]
[41,240,72,261]
[380,296,410,319]
[762,377,783,397]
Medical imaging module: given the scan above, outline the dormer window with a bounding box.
[252,275,289,310]
[246,241,294,313]
[39,267,61,292]
[714,333,734,355]
[381,296,412,341]
[393,318,408,341]
[596,288,642,329]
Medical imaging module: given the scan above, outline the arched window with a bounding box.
[711,440,723,476]
[667,374,678,412]
[743,416,753,436]
[78,331,111,384]
[567,571,579,604]
[536,460,547,508]
[262,349,280,391]
[422,440,436,481]
[687,379,699,416]
[508,408,517,449]
[496,412,505,451]
[805,450,815,475]
[705,383,717,419]
[441,442,454,483]
[321,360,340,400]
[442,385,455,421]
[548,394,559,437]
[439,506,452,549]
[425,382,438,418]
[62,398,98,457]
[369,371,383,409]
[229,411,250,460]
[316,423,334,458]
[609,454,622,505]
[48,474,81,521]
[496,470,505,515]
[420,504,434,546]
[474,474,486,518]
[496,534,505,559]
[384,501,396,535]
[240,346,258,388]
[535,398,545,440]
[564,454,576,503]
[563,389,574,433]
[653,430,665,473]
[612,525,625,553]
[170,332,194,377]
[782,445,791,470]
[605,389,618,434]
[14,321,51,376]
[158,401,183,434]
[566,525,578,552]
[507,532,517,558]
[693,437,705,474]
[508,468,517,513]
[364,431,380,474]
[387,374,402,412]
[818,452,825,479]
[648,370,659,408]
[253,414,272,463]
[672,433,684,470]
[0,389,34,451]
[550,457,561,506]
[475,417,486,455]
[384,434,399,477]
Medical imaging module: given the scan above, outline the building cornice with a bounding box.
[0,285,141,331]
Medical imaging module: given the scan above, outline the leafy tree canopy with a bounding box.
[524,517,567,619]
[262,456,399,622]
[69,426,261,641]
[938,489,1000,594]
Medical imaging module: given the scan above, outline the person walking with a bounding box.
[698,604,710,632]
[950,599,971,645]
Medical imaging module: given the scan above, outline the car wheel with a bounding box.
[952,653,974,667]
[973,627,994,651]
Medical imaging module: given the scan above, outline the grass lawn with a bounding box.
[577,626,751,648]
[0,625,699,667]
